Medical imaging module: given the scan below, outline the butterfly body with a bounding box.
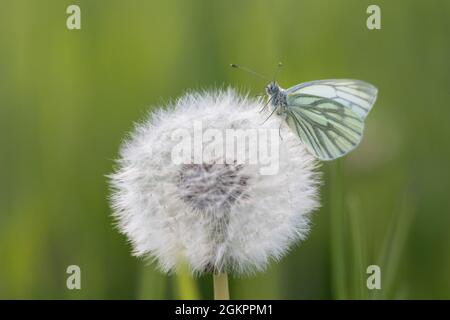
[265,79,378,161]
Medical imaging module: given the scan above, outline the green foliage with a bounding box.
[0,0,449,299]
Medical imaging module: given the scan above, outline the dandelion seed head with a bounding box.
[109,88,321,275]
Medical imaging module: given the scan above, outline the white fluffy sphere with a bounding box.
[109,89,320,275]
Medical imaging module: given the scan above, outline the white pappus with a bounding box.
[109,88,321,276]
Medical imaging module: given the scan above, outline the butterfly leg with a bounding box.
[278,113,288,140]
[261,105,278,125]
[278,124,283,140]
[278,121,283,140]
[258,96,273,113]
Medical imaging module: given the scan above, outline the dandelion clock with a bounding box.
[109,89,321,299]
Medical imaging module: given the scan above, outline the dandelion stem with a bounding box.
[213,272,230,300]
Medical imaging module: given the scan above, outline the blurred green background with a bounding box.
[1,0,449,299]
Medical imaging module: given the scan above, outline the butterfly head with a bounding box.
[266,82,280,96]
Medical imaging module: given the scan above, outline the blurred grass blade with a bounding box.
[138,265,168,299]
[329,160,348,299]
[377,192,415,299]
[347,195,367,299]
[174,264,200,300]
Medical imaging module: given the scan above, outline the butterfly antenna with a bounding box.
[230,64,270,81]
[272,62,283,82]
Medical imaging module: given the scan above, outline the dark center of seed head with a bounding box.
[177,162,249,212]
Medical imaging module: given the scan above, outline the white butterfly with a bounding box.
[265,79,378,160]
[231,64,378,160]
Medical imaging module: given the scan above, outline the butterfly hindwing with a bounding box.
[285,94,365,160]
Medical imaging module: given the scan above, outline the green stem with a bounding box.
[213,272,230,300]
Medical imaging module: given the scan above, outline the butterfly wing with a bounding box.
[286,79,378,119]
[284,80,377,160]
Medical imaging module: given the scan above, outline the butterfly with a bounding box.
[265,79,378,160]
[231,64,378,160]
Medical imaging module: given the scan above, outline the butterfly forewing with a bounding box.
[285,94,365,160]
[286,79,378,119]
